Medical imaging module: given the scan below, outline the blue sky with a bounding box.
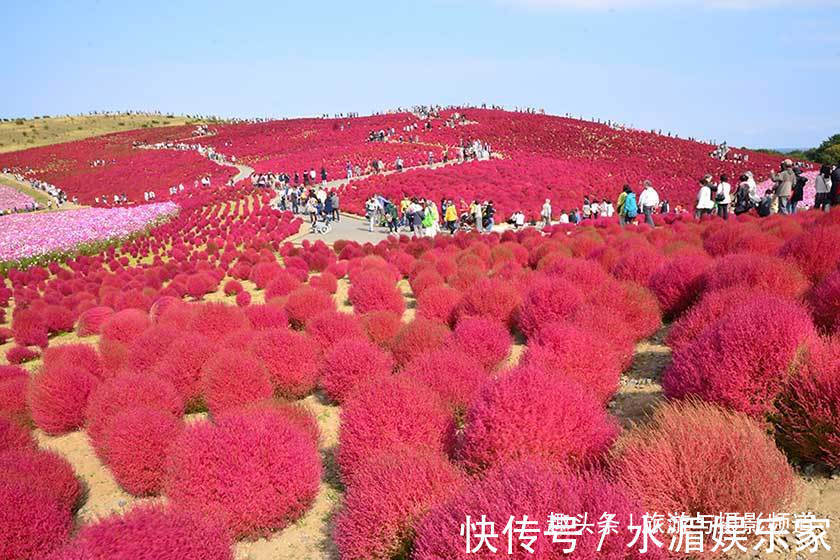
[4,0,839,148]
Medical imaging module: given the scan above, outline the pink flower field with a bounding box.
[0,185,36,212]
[0,202,178,261]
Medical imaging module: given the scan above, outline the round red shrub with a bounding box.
[201,349,274,415]
[663,295,816,418]
[188,302,249,341]
[516,276,585,339]
[29,363,99,435]
[390,318,451,369]
[648,253,713,319]
[666,285,769,352]
[216,400,320,446]
[611,281,662,340]
[401,348,489,413]
[334,448,464,560]
[263,269,301,299]
[321,338,394,403]
[7,345,39,364]
[0,414,33,452]
[775,338,840,468]
[102,406,182,496]
[416,284,462,326]
[244,303,287,330]
[449,317,512,371]
[284,285,336,329]
[521,321,621,403]
[100,309,151,345]
[360,311,402,348]
[76,306,113,336]
[0,448,81,511]
[44,305,75,334]
[614,400,796,518]
[249,261,283,290]
[306,310,365,346]
[413,457,660,560]
[705,253,809,299]
[338,376,451,480]
[309,271,338,294]
[409,268,444,298]
[12,308,49,347]
[610,246,665,285]
[810,268,840,334]
[0,367,28,424]
[251,328,321,398]
[456,277,521,327]
[152,333,213,405]
[56,504,233,560]
[235,290,251,307]
[779,225,840,283]
[85,372,183,455]
[223,279,242,296]
[0,480,71,559]
[165,410,321,539]
[348,272,405,316]
[457,365,619,473]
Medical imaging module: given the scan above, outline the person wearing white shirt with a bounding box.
[540,199,552,227]
[558,211,569,224]
[716,174,732,220]
[696,176,715,219]
[638,180,660,226]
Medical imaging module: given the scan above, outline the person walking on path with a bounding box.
[814,164,832,212]
[638,180,660,226]
[695,176,715,219]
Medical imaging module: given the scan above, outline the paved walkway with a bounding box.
[287,212,390,245]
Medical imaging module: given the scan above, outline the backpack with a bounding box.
[624,193,638,217]
[757,197,772,217]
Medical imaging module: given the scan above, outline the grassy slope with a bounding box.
[0,113,208,153]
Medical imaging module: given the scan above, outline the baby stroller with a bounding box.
[458,212,475,233]
[310,214,332,235]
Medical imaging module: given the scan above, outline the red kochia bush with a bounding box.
[0,448,82,511]
[0,480,71,559]
[516,276,584,339]
[7,344,39,364]
[201,349,274,415]
[223,279,243,296]
[449,317,512,371]
[306,310,365,346]
[361,311,402,348]
[779,225,840,283]
[614,401,796,518]
[666,285,767,351]
[413,458,660,560]
[810,268,840,334]
[102,406,182,496]
[456,277,521,327]
[521,322,621,403]
[0,415,33,452]
[85,372,183,455]
[390,318,451,369]
[55,504,233,560]
[251,328,321,398]
[704,253,809,299]
[348,272,405,316]
[0,367,28,424]
[775,338,840,468]
[29,363,99,435]
[244,303,288,330]
[401,349,489,413]
[12,308,49,347]
[235,290,251,307]
[416,284,462,326]
[284,285,336,329]
[457,366,619,473]
[100,308,151,344]
[165,411,321,539]
[188,302,249,341]
[648,253,713,318]
[334,448,465,560]
[126,323,180,373]
[76,306,114,336]
[338,376,451,480]
[663,295,815,418]
[264,269,302,299]
[152,333,213,405]
[321,338,394,404]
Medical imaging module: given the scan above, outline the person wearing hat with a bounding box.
[695,175,715,219]
[770,159,796,214]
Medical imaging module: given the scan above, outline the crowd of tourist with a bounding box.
[0,170,68,208]
[361,194,497,237]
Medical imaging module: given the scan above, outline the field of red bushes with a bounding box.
[0,108,838,559]
[1,180,839,557]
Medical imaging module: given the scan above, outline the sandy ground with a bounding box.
[4,268,838,559]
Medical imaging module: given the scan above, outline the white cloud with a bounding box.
[495,0,839,10]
